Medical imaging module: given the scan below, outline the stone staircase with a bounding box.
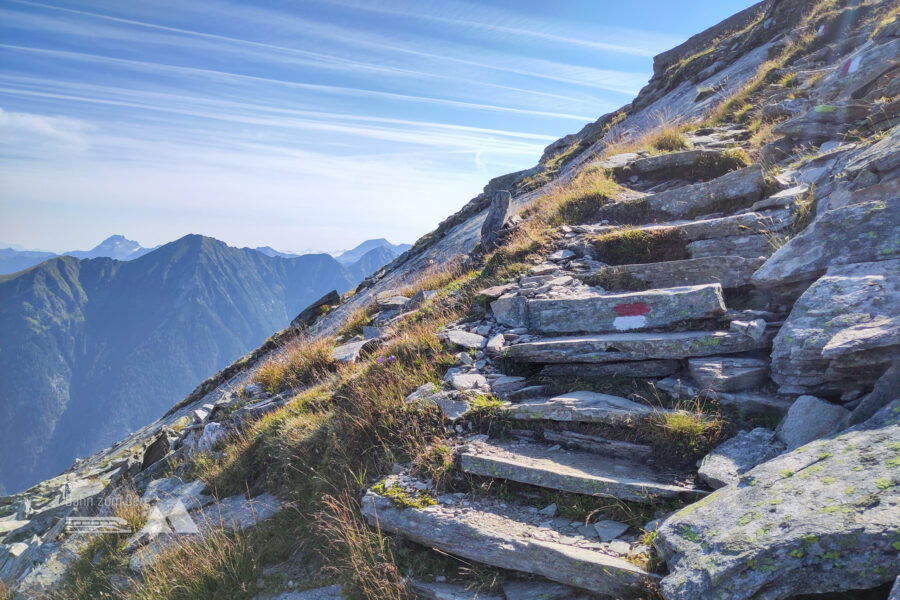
[360,146,806,597]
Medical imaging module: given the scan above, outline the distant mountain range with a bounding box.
[0,236,410,276]
[0,234,406,493]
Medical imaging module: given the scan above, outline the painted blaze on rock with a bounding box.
[656,399,900,600]
[526,284,726,334]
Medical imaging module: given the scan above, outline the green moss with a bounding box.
[372,481,437,509]
[875,479,894,490]
[589,227,689,266]
[780,469,794,478]
[821,476,836,485]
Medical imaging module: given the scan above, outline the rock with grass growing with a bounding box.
[657,399,900,600]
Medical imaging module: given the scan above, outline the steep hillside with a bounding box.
[0,235,358,494]
[1,1,898,599]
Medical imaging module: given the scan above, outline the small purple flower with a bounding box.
[387,355,396,362]
[377,357,384,364]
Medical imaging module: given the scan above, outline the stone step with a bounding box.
[542,430,653,460]
[506,390,662,424]
[687,234,773,259]
[504,329,775,364]
[589,209,791,243]
[655,377,793,419]
[525,284,725,334]
[460,440,700,502]
[361,479,657,596]
[643,165,765,220]
[540,359,680,379]
[581,255,765,292]
[687,357,770,392]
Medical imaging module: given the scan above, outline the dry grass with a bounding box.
[870,2,900,38]
[132,526,261,600]
[251,336,338,394]
[600,113,691,158]
[319,493,412,600]
[0,581,13,600]
[110,480,148,533]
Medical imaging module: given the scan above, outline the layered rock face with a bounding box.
[3,2,900,600]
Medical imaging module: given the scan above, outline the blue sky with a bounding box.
[0,0,756,254]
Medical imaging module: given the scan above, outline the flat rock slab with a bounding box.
[505,330,774,364]
[657,399,900,600]
[501,580,585,600]
[255,585,345,600]
[752,199,900,288]
[698,428,783,489]
[541,360,680,379]
[193,493,280,533]
[361,485,656,596]
[645,165,764,219]
[630,149,729,176]
[655,377,792,420]
[410,580,503,600]
[440,330,486,350]
[585,256,765,291]
[332,339,380,364]
[592,210,791,242]
[461,440,702,502]
[507,390,661,424]
[688,356,770,392]
[542,429,653,460]
[526,284,725,334]
[687,234,772,259]
[770,259,900,395]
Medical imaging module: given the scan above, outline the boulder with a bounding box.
[657,399,900,600]
[698,428,783,489]
[775,395,850,451]
[840,360,900,428]
[197,422,228,453]
[141,427,176,471]
[291,290,340,329]
[526,284,726,334]
[752,200,900,289]
[480,190,512,251]
[769,260,900,394]
[688,357,770,392]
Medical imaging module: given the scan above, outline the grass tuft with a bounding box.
[252,337,338,394]
[589,227,688,266]
[319,493,412,600]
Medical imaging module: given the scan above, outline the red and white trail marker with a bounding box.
[613,302,651,331]
[840,56,862,77]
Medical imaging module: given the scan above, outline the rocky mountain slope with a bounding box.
[1,1,898,599]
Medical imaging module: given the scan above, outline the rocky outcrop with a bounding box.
[657,400,900,600]
[769,259,900,395]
